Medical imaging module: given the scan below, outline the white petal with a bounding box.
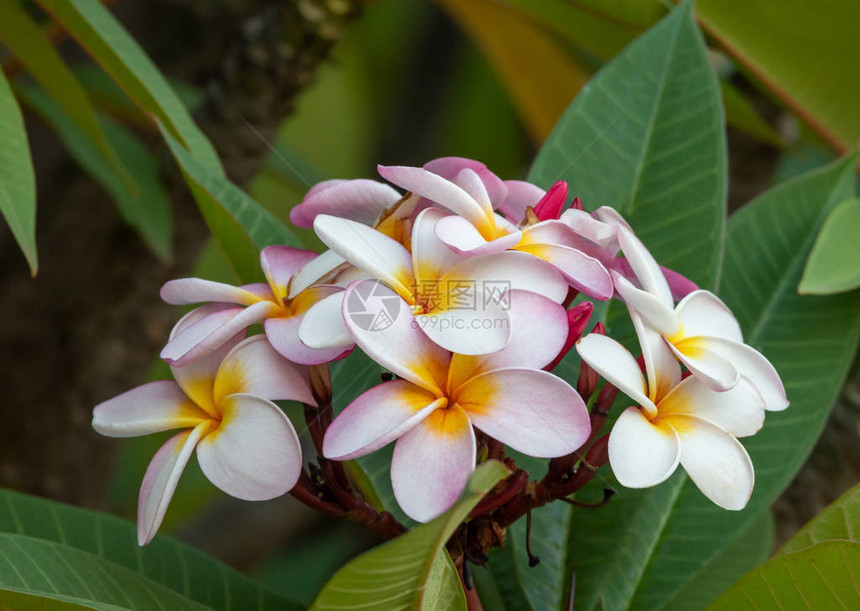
[497,180,545,223]
[608,407,680,488]
[411,208,464,282]
[260,246,318,302]
[313,215,414,299]
[443,251,568,304]
[659,376,765,438]
[576,333,656,415]
[137,423,211,545]
[516,243,613,300]
[323,381,443,460]
[196,394,302,501]
[160,278,265,306]
[342,280,451,394]
[434,215,517,256]
[701,337,789,411]
[265,315,349,365]
[617,226,673,308]
[213,335,316,406]
[666,415,755,510]
[93,381,209,437]
[288,249,348,299]
[391,405,475,522]
[629,308,681,404]
[416,301,511,355]
[674,290,743,343]
[457,368,591,457]
[668,336,740,392]
[613,271,679,335]
[561,208,617,248]
[290,179,401,227]
[424,157,507,204]
[455,168,495,217]
[298,292,353,349]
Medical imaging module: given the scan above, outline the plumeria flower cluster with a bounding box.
[92,156,787,546]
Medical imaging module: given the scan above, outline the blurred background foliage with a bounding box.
[0,0,858,603]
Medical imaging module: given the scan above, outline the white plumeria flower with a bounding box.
[93,314,314,545]
[323,284,591,522]
[610,225,788,410]
[160,245,350,366]
[576,313,764,510]
[301,208,568,355]
[378,165,613,300]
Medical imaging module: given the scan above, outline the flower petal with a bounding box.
[659,376,765,438]
[669,336,740,392]
[288,249,348,299]
[674,290,743,343]
[137,423,211,545]
[298,292,353,349]
[424,156,507,204]
[497,180,545,223]
[378,165,489,230]
[196,394,302,501]
[455,168,495,217]
[617,226,674,308]
[290,179,401,227]
[516,243,612,300]
[434,215,518,256]
[323,380,443,460]
[265,315,350,365]
[560,208,617,248]
[608,407,680,488]
[313,214,414,299]
[260,246,318,303]
[629,308,681,404]
[533,181,566,221]
[160,301,278,367]
[699,337,789,411]
[443,251,568,304]
[416,300,511,355]
[662,266,699,301]
[613,271,679,335]
[411,208,464,282]
[93,381,209,437]
[457,368,590,457]
[342,281,450,394]
[664,415,754,510]
[576,333,656,415]
[214,335,316,406]
[391,405,475,522]
[160,278,265,306]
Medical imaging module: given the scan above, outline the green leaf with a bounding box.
[36,0,222,174]
[0,69,37,275]
[696,0,860,152]
[720,79,784,148]
[160,123,302,283]
[0,488,302,610]
[779,481,860,555]
[0,0,133,192]
[311,460,510,610]
[663,511,775,611]
[708,541,860,610]
[799,198,860,295]
[16,82,172,263]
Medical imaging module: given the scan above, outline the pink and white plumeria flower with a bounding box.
[324,284,591,522]
[93,310,315,544]
[161,245,351,366]
[301,208,568,355]
[576,312,764,510]
[377,164,613,300]
[612,225,788,410]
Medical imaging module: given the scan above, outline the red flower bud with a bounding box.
[534,181,567,220]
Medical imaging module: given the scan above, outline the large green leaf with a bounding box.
[311,461,510,610]
[36,0,222,174]
[0,69,37,275]
[709,541,860,610]
[0,488,301,610]
[0,0,132,192]
[16,82,172,263]
[779,481,860,555]
[799,198,860,295]
[160,125,302,283]
[696,0,860,152]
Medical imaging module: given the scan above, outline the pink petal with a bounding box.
[342,281,451,394]
[323,380,443,460]
[662,266,699,300]
[260,246,318,302]
[265,315,350,365]
[545,302,594,372]
[663,414,754,510]
[659,376,765,438]
[560,208,617,248]
[457,368,590,457]
[455,168,495,216]
[213,335,316,406]
[137,423,211,545]
[195,393,302,501]
[424,156,507,205]
[290,179,401,228]
[313,215,414,299]
[517,243,613,300]
[391,405,475,522]
[675,290,743,343]
[668,336,740,392]
[443,251,568,305]
[699,337,788,411]
[609,407,680,488]
[497,180,545,223]
[411,208,464,282]
[93,381,209,437]
[576,333,656,416]
[160,278,265,306]
[160,301,278,366]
